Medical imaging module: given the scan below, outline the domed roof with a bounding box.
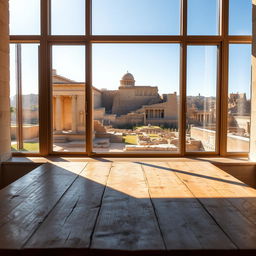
[119,71,136,88]
[122,72,135,81]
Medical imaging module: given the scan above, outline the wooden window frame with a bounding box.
[10,0,252,157]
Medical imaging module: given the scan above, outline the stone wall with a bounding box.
[93,88,102,108]
[250,0,256,160]
[112,88,161,116]
[190,127,216,151]
[101,90,116,113]
[11,125,39,141]
[0,0,11,161]
[191,126,249,152]
[114,113,144,128]
[227,134,249,152]
[233,116,250,133]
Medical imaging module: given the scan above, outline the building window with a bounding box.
[9,0,252,156]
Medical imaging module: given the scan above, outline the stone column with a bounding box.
[250,0,256,160]
[0,0,11,161]
[71,95,77,133]
[55,95,63,132]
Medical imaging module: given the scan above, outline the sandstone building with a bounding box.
[52,71,179,137]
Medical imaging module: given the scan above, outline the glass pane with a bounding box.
[227,44,251,152]
[9,0,40,35]
[51,0,85,35]
[92,0,180,35]
[93,44,180,153]
[186,46,218,152]
[10,44,40,153]
[229,0,252,35]
[52,45,86,152]
[187,0,219,35]
[10,45,18,151]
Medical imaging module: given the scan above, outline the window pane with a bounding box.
[10,44,40,153]
[52,46,86,152]
[187,0,219,35]
[93,44,180,153]
[92,0,180,35]
[9,0,40,35]
[186,46,218,152]
[229,0,252,35]
[51,0,85,35]
[227,44,251,152]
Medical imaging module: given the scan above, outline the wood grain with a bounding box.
[91,162,165,254]
[25,162,111,249]
[168,161,256,249]
[0,162,86,249]
[0,160,255,256]
[141,161,236,250]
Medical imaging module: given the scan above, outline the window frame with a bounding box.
[10,0,252,157]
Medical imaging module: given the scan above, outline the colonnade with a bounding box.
[54,95,79,133]
[145,109,164,119]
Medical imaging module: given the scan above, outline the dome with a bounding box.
[119,72,135,88]
[122,72,135,81]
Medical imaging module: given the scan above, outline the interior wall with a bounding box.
[0,0,11,162]
[214,164,256,188]
[250,0,256,160]
[0,163,42,189]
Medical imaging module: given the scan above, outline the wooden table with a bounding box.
[0,161,255,256]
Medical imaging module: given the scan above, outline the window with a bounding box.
[92,44,180,153]
[227,44,251,152]
[51,45,86,152]
[10,0,40,35]
[186,45,218,152]
[9,0,252,157]
[51,0,85,35]
[10,43,40,153]
[92,0,180,35]
[187,0,220,35]
[229,0,252,35]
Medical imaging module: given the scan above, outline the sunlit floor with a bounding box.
[0,160,255,255]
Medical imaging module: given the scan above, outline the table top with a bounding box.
[0,160,256,256]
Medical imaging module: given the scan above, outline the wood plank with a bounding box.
[194,162,256,225]
[24,162,111,251]
[141,161,236,250]
[168,161,256,250]
[0,162,86,250]
[91,162,165,255]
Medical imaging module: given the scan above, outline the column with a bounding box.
[72,95,77,133]
[55,95,63,132]
[250,0,256,160]
[0,0,11,161]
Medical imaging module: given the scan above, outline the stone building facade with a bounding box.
[52,71,180,136]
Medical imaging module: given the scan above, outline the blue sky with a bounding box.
[187,46,217,97]
[9,0,252,97]
[188,0,219,35]
[92,0,180,35]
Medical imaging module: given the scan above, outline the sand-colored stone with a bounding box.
[0,0,11,161]
[250,0,256,160]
